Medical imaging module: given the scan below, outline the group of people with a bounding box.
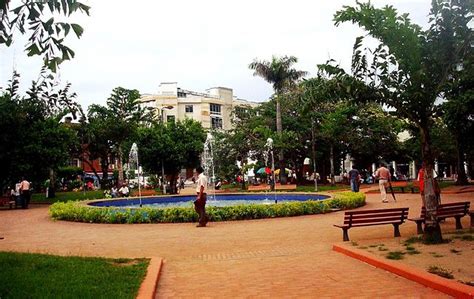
[9,178,31,209]
[104,184,130,198]
[348,163,441,205]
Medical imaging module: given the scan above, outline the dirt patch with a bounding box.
[109,258,149,267]
[352,228,474,286]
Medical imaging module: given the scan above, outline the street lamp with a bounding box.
[159,105,174,194]
[308,119,318,192]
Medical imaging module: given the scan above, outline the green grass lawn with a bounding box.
[0,252,149,299]
[31,190,104,203]
[295,184,349,192]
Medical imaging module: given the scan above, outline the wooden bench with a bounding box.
[469,210,474,228]
[409,201,471,234]
[334,207,409,241]
[387,181,419,193]
[0,196,15,209]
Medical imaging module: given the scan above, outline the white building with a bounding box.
[140,82,259,130]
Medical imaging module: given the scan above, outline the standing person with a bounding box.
[375,163,391,203]
[19,177,31,209]
[194,166,209,227]
[348,166,360,192]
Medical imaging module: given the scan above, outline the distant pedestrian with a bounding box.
[19,177,31,209]
[348,166,360,192]
[194,166,209,227]
[375,164,391,203]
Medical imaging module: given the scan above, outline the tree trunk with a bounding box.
[48,168,55,198]
[100,159,109,189]
[276,96,287,184]
[82,159,101,187]
[117,146,124,186]
[170,173,177,194]
[330,145,335,186]
[455,137,468,185]
[420,126,443,243]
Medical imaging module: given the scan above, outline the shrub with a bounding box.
[49,191,365,224]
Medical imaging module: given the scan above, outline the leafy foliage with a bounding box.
[1,0,90,71]
[137,119,206,192]
[0,71,80,190]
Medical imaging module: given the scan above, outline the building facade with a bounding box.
[139,82,259,130]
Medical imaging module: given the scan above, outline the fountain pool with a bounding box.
[88,193,330,209]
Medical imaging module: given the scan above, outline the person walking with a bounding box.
[19,177,31,209]
[194,166,209,227]
[375,163,391,203]
[348,166,360,192]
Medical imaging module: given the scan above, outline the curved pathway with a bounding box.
[1,190,472,297]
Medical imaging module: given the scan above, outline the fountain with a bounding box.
[265,138,277,203]
[128,143,142,207]
[202,132,216,200]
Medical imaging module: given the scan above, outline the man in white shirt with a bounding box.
[194,166,209,227]
[19,177,31,209]
[119,184,129,197]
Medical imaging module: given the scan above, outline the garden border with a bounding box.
[49,192,365,224]
[136,257,163,299]
[333,244,474,298]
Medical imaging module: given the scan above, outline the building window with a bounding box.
[178,91,187,98]
[167,115,176,123]
[185,105,193,113]
[211,117,223,129]
[210,103,221,115]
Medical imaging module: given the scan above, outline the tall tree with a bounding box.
[0,71,79,192]
[334,0,472,242]
[137,119,205,194]
[85,87,149,187]
[249,55,307,184]
[441,21,474,184]
[1,0,90,71]
[106,87,147,184]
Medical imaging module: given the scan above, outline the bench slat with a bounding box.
[345,208,409,215]
[336,221,405,229]
[345,211,408,220]
[344,216,407,225]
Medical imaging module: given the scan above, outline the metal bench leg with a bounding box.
[342,228,349,242]
[455,216,463,230]
[393,224,401,237]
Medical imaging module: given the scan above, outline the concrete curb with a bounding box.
[136,257,163,299]
[333,244,474,299]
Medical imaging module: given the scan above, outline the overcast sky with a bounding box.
[1,0,431,109]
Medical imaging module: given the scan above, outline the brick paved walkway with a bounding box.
[0,190,472,297]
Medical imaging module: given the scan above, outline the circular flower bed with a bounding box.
[49,192,365,224]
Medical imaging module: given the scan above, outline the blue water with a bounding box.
[88,193,330,208]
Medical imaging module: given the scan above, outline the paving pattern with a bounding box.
[1,189,472,298]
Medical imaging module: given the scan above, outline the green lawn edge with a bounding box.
[49,191,365,224]
[0,252,149,299]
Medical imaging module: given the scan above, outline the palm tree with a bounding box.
[249,55,307,183]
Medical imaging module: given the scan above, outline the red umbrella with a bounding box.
[265,167,271,174]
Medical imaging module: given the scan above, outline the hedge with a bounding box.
[49,192,365,224]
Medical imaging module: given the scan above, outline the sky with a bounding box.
[0,0,432,110]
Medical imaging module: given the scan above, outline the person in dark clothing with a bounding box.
[348,166,360,192]
[194,166,209,227]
